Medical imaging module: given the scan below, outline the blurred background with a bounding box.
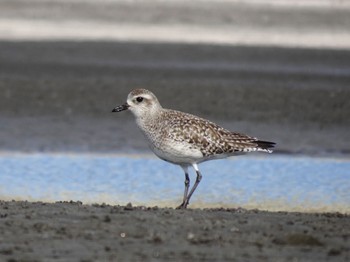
[0,0,349,211]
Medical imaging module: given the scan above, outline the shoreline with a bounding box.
[1,153,348,215]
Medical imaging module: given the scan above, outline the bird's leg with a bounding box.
[180,163,202,209]
[176,167,190,209]
[182,172,190,206]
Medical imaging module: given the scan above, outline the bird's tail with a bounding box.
[256,140,276,153]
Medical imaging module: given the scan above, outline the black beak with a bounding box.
[112,103,129,112]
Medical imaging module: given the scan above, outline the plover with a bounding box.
[112,89,275,209]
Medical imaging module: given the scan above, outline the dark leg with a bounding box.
[182,173,190,205]
[176,167,190,209]
[177,163,202,209]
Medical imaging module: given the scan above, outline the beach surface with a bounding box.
[0,201,349,261]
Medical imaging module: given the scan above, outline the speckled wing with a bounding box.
[163,110,275,157]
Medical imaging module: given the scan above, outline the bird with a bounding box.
[112,88,275,209]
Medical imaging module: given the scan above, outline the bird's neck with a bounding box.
[136,106,163,130]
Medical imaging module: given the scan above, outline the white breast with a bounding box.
[149,139,203,165]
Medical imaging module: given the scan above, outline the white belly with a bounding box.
[149,140,203,165]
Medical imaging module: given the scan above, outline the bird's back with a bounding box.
[155,109,274,161]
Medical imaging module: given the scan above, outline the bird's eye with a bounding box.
[136,97,143,103]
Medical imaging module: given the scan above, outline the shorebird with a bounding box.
[112,89,275,209]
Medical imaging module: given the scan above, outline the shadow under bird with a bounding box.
[112,89,275,209]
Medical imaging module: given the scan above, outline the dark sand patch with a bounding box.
[1,41,349,155]
[0,201,349,261]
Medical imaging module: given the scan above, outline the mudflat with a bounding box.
[0,201,349,261]
[1,41,349,155]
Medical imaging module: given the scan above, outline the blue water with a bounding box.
[0,153,349,213]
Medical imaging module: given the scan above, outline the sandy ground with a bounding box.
[0,201,349,261]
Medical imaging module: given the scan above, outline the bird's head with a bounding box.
[112,89,162,119]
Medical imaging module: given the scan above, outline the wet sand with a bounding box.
[0,201,349,261]
[1,41,350,155]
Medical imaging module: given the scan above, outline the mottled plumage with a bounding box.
[112,88,275,208]
[160,109,273,157]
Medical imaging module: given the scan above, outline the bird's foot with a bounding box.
[176,201,188,209]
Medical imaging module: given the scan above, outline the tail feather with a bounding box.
[256,140,276,151]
